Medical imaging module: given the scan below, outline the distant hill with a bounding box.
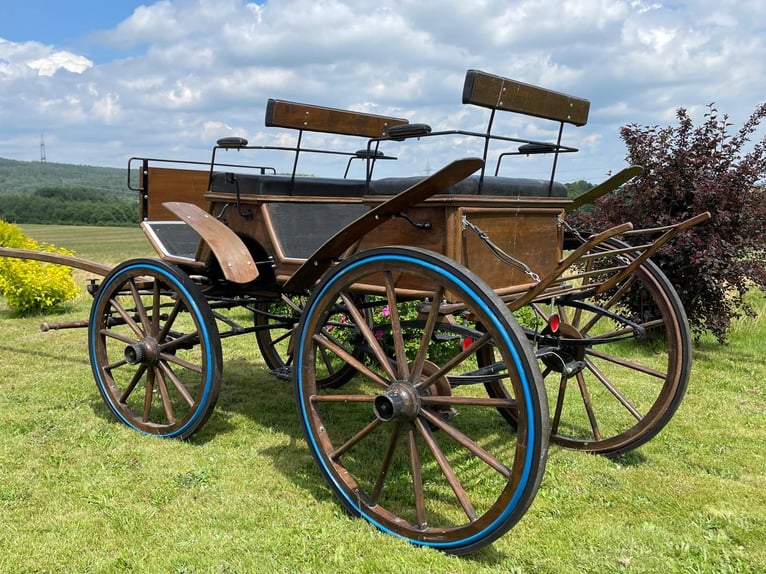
[0,157,132,196]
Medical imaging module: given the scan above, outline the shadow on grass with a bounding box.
[195,356,526,563]
[204,357,328,481]
[0,343,90,367]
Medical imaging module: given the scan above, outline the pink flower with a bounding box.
[381,305,390,318]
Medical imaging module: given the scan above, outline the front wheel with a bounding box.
[293,247,548,555]
[89,258,222,439]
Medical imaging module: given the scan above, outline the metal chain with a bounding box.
[461,215,541,282]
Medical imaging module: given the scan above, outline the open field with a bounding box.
[0,225,764,573]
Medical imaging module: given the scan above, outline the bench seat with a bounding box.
[210,172,568,198]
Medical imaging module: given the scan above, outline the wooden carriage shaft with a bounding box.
[0,247,112,276]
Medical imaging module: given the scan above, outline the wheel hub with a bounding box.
[374,382,420,422]
[541,322,587,374]
[124,338,161,366]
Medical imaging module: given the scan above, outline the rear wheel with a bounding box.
[254,294,367,387]
[89,259,222,439]
[294,247,548,554]
[489,240,691,456]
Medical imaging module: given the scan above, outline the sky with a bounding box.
[0,0,764,184]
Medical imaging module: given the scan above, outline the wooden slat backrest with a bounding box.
[142,167,210,221]
[265,99,409,138]
[462,69,590,126]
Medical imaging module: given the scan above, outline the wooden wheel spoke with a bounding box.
[522,302,549,333]
[105,357,129,371]
[410,286,445,384]
[371,423,402,504]
[159,331,201,354]
[327,417,381,460]
[316,343,340,376]
[586,347,666,380]
[383,272,410,380]
[584,358,643,420]
[419,409,512,479]
[312,333,389,389]
[280,293,304,314]
[269,329,292,347]
[108,296,144,338]
[159,352,203,374]
[119,364,147,404]
[156,299,184,343]
[407,425,427,529]
[142,367,155,422]
[129,280,151,333]
[575,372,602,441]
[415,418,477,523]
[101,328,137,346]
[579,274,637,334]
[340,292,395,381]
[155,366,175,423]
[421,395,517,408]
[158,361,195,407]
[550,374,568,434]
[151,281,161,334]
[415,333,492,392]
[310,394,375,403]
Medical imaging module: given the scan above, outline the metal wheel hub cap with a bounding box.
[373,382,421,422]
[124,338,161,366]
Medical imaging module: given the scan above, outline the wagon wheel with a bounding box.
[254,294,370,387]
[89,258,222,439]
[487,239,691,456]
[293,247,548,554]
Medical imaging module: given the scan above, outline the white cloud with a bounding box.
[0,0,764,179]
[92,93,122,123]
[27,51,93,76]
[0,38,93,79]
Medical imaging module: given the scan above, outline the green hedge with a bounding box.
[0,221,79,313]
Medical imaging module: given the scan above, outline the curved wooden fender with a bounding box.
[283,157,484,292]
[163,201,259,284]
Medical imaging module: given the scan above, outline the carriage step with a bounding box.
[270,366,293,380]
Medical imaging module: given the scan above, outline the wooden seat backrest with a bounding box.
[265,99,409,138]
[140,167,210,221]
[462,69,590,126]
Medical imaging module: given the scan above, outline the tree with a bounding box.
[572,103,766,343]
[565,179,594,198]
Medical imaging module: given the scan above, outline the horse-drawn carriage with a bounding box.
[0,70,708,554]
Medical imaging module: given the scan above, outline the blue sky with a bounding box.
[1,1,144,53]
[1,0,764,184]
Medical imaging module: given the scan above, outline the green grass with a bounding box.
[1,225,765,573]
[20,224,155,265]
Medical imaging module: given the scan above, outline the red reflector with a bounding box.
[462,337,474,351]
[549,314,560,333]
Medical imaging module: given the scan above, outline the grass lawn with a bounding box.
[0,225,764,573]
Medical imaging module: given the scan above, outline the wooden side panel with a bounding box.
[265,99,409,138]
[460,207,564,288]
[462,69,590,126]
[142,167,210,221]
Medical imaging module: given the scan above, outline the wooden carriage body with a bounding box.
[134,70,587,296]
